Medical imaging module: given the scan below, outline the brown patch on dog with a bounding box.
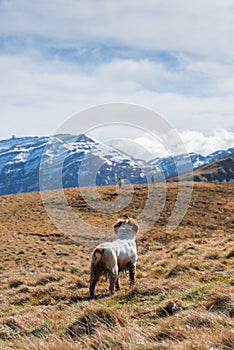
[94,248,104,257]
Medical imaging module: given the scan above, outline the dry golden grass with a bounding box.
[0,182,233,349]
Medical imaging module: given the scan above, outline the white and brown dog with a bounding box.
[89,217,138,298]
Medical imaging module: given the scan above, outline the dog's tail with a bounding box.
[92,247,104,265]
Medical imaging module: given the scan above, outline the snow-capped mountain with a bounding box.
[0,134,233,196]
[0,134,147,196]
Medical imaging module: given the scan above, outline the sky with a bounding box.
[0,0,234,156]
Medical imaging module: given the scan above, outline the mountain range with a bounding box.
[0,134,233,196]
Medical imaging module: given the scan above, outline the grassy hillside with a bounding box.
[0,183,233,349]
[168,154,234,183]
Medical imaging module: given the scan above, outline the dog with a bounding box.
[89,217,139,298]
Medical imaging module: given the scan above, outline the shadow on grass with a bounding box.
[69,293,110,303]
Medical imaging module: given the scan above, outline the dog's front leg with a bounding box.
[128,262,136,287]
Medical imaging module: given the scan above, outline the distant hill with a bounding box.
[193,154,234,182]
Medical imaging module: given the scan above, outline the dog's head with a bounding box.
[113,216,139,235]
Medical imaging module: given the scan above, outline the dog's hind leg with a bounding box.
[109,269,118,294]
[90,268,102,298]
[115,273,120,291]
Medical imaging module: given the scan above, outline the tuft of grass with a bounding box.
[219,329,234,349]
[205,251,220,260]
[166,264,190,278]
[75,278,86,289]
[0,318,25,340]
[66,307,126,337]
[227,249,234,259]
[18,287,30,294]
[189,260,203,271]
[183,311,214,328]
[199,273,231,284]
[69,266,80,274]
[155,300,184,318]
[11,297,29,306]
[27,322,52,338]
[205,294,234,317]
[33,275,61,286]
[8,280,23,289]
[151,318,186,342]
[182,286,208,303]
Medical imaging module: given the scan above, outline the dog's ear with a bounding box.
[131,222,139,233]
[113,219,123,234]
[127,217,139,233]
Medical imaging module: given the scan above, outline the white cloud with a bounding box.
[1,1,234,59]
[130,129,234,159]
[103,129,234,160]
[0,0,233,155]
[0,51,233,140]
[179,129,234,155]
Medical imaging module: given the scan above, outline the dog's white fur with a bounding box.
[89,217,138,298]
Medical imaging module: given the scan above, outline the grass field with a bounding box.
[0,182,233,349]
